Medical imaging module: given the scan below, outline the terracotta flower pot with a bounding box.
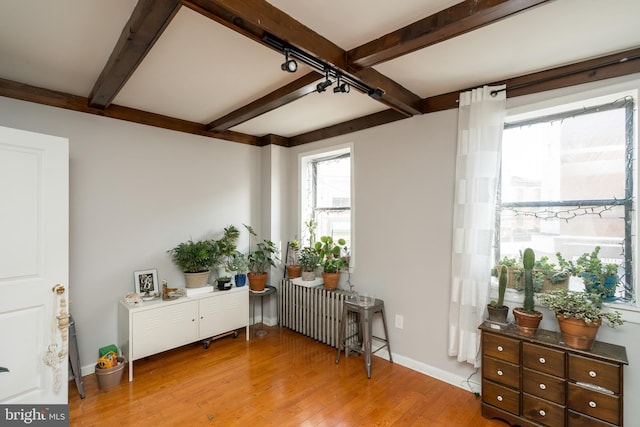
[247,272,267,291]
[286,265,302,279]
[513,307,543,336]
[321,272,340,290]
[556,314,601,350]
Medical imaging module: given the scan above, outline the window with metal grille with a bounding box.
[496,95,635,302]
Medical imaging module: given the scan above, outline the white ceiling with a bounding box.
[1,0,639,139]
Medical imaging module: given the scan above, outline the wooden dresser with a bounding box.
[479,322,628,427]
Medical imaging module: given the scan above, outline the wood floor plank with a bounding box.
[69,327,504,426]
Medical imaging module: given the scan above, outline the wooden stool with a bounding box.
[335,297,392,379]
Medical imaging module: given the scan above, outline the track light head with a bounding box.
[333,83,350,93]
[316,79,332,93]
[281,59,297,72]
[280,49,298,73]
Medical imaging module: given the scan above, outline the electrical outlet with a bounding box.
[395,314,404,329]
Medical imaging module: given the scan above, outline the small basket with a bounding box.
[95,356,126,390]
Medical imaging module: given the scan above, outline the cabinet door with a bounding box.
[132,301,198,359]
[199,290,248,339]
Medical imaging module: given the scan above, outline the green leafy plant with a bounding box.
[287,240,300,265]
[244,224,279,274]
[226,250,248,274]
[216,225,240,264]
[314,235,348,273]
[538,288,623,327]
[299,247,320,272]
[168,239,219,273]
[575,246,619,299]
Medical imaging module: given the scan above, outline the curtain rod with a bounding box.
[490,53,640,97]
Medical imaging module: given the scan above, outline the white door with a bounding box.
[0,126,69,404]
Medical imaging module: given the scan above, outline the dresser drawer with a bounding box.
[522,393,565,427]
[483,332,519,364]
[523,342,565,377]
[567,383,620,425]
[568,409,618,427]
[568,354,621,394]
[522,368,565,404]
[482,380,520,415]
[483,356,519,389]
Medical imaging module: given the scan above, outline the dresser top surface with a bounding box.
[479,321,628,365]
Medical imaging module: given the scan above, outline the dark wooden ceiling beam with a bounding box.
[1,78,262,146]
[419,47,640,114]
[207,71,321,131]
[182,0,422,116]
[347,0,553,69]
[88,0,181,108]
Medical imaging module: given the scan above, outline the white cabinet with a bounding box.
[118,286,249,381]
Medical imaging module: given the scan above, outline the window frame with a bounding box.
[298,143,354,268]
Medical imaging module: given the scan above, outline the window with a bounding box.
[300,147,352,257]
[496,94,636,302]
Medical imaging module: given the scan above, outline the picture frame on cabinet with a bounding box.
[134,269,158,299]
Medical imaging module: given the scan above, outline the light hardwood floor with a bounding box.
[69,327,506,426]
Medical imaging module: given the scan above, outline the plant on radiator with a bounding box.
[315,235,348,291]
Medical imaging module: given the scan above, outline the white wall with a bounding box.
[0,97,262,376]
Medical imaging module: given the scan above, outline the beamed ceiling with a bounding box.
[1,0,640,147]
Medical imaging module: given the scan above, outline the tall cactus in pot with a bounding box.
[487,265,509,324]
[522,248,536,313]
[513,248,543,335]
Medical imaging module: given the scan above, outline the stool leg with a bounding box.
[364,308,373,379]
[335,304,347,364]
[380,306,393,363]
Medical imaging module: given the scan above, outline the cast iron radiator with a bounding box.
[280,279,356,349]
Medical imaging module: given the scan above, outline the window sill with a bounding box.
[493,285,640,325]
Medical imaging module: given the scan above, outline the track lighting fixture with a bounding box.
[266,34,380,99]
[280,48,298,73]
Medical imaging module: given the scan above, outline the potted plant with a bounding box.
[226,250,248,287]
[314,235,348,290]
[512,248,543,336]
[575,246,619,301]
[244,224,278,291]
[299,247,320,281]
[215,225,240,286]
[168,239,219,288]
[538,288,623,349]
[286,240,302,279]
[487,265,509,324]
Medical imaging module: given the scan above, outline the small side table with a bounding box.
[249,285,277,337]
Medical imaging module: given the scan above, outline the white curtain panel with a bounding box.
[448,85,506,367]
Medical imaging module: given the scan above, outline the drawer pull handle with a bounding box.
[497,370,503,376]
[589,401,597,408]
[497,345,504,352]
[589,370,597,378]
[497,395,503,402]
[539,357,546,364]
[539,409,546,417]
[539,383,546,390]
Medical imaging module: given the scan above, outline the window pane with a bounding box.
[315,209,351,251]
[502,109,627,203]
[315,156,350,208]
